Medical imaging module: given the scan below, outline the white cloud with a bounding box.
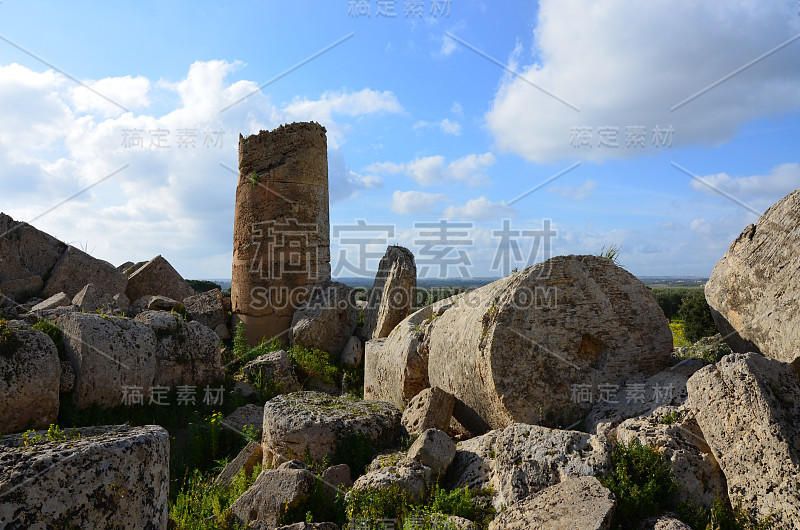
[328,148,384,203]
[0,60,401,278]
[363,161,404,174]
[405,152,495,186]
[690,218,712,236]
[451,102,464,118]
[69,75,151,118]
[443,196,515,221]
[486,1,800,162]
[439,118,462,136]
[283,88,403,146]
[690,163,800,200]
[438,21,467,57]
[548,179,597,200]
[413,118,462,136]
[391,190,448,215]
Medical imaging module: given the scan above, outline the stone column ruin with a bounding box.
[231,122,331,345]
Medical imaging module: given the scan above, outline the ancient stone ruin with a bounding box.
[3,120,800,528]
[231,122,331,345]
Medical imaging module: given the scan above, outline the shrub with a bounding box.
[287,344,342,388]
[0,318,19,358]
[670,321,692,348]
[345,484,495,529]
[186,280,222,293]
[33,320,65,357]
[419,485,495,528]
[346,483,411,527]
[599,438,676,528]
[676,497,776,530]
[678,294,718,342]
[331,430,377,478]
[170,465,261,529]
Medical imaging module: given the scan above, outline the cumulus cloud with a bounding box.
[443,196,515,221]
[0,60,402,277]
[486,0,800,162]
[413,118,463,136]
[403,152,496,186]
[283,88,403,146]
[690,163,800,200]
[328,147,383,203]
[391,190,448,215]
[548,179,597,200]
[69,75,151,117]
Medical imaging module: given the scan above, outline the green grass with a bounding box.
[345,484,495,530]
[0,318,20,358]
[598,244,622,266]
[599,438,676,529]
[170,465,261,530]
[57,383,258,500]
[287,344,342,388]
[33,319,65,357]
[676,498,777,530]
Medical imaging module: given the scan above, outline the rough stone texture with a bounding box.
[43,245,128,299]
[365,296,459,409]
[0,213,66,300]
[363,245,417,340]
[270,523,339,530]
[439,516,474,529]
[232,123,330,346]
[71,283,128,315]
[230,468,316,528]
[123,260,147,277]
[114,293,131,313]
[234,380,260,399]
[131,295,181,314]
[427,255,672,433]
[705,188,800,362]
[214,323,231,340]
[135,310,222,386]
[125,255,194,303]
[291,281,358,356]
[402,387,456,434]
[72,283,108,312]
[687,352,800,526]
[340,336,363,368]
[29,292,71,312]
[59,360,75,393]
[0,325,60,433]
[615,406,726,507]
[184,288,226,331]
[584,359,708,436]
[215,441,263,487]
[408,429,456,477]
[0,425,169,530]
[488,476,616,530]
[223,404,265,436]
[55,312,157,408]
[242,350,301,393]
[321,464,353,490]
[262,391,401,467]
[639,515,693,530]
[352,457,433,502]
[447,423,611,510]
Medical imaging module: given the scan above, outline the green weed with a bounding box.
[599,438,676,528]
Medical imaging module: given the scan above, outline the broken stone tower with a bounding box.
[231,122,331,345]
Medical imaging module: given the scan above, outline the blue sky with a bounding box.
[1,0,799,280]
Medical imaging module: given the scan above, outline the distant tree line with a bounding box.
[650,286,718,342]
